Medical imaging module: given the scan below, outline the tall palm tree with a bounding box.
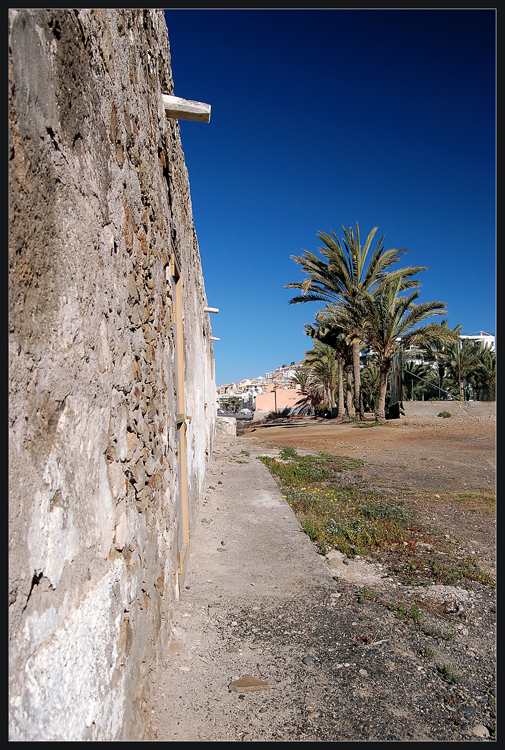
[402,360,437,401]
[335,275,452,419]
[286,223,426,418]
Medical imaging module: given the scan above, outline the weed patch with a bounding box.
[258,451,363,487]
[389,602,422,624]
[358,498,412,522]
[357,587,455,642]
[259,448,494,588]
[437,664,462,685]
[260,449,412,557]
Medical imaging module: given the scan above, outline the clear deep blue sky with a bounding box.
[163,9,496,386]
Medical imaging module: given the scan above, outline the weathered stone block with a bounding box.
[216,416,237,437]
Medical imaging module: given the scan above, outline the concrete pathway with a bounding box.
[146,434,338,741]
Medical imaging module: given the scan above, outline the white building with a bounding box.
[459,332,495,351]
[265,362,301,383]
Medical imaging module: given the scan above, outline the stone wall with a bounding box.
[389,401,496,418]
[9,9,216,740]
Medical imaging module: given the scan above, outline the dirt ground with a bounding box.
[146,414,496,742]
[242,414,496,579]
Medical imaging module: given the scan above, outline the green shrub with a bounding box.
[279,446,297,459]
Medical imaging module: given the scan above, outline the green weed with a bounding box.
[300,518,324,542]
[420,624,453,641]
[437,664,461,685]
[258,451,363,487]
[447,490,495,514]
[389,602,421,624]
[358,586,377,603]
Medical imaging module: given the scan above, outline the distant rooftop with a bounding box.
[461,331,494,337]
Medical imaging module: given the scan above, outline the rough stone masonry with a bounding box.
[9,9,216,740]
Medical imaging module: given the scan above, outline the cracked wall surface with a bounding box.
[9,8,216,740]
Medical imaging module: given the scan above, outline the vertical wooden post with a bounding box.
[171,253,190,589]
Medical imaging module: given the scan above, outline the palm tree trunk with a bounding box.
[324,383,331,409]
[376,368,389,420]
[345,364,355,418]
[352,340,362,419]
[337,359,345,418]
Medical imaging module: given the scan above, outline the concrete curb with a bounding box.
[184,435,335,601]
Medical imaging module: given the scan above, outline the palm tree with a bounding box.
[360,358,381,412]
[286,223,426,418]
[402,360,438,400]
[304,310,353,418]
[470,343,495,400]
[290,367,312,393]
[222,396,242,414]
[335,275,452,419]
[442,338,494,401]
[301,341,339,411]
[416,322,463,397]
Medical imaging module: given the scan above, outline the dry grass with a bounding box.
[427,488,496,514]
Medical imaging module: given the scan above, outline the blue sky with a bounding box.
[164,9,496,386]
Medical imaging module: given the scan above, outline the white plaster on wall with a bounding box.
[95,452,115,559]
[10,558,128,741]
[28,486,77,588]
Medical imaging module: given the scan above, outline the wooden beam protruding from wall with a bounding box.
[162,94,211,122]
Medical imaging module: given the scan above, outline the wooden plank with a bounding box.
[162,94,211,122]
[171,251,191,593]
[178,542,190,590]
